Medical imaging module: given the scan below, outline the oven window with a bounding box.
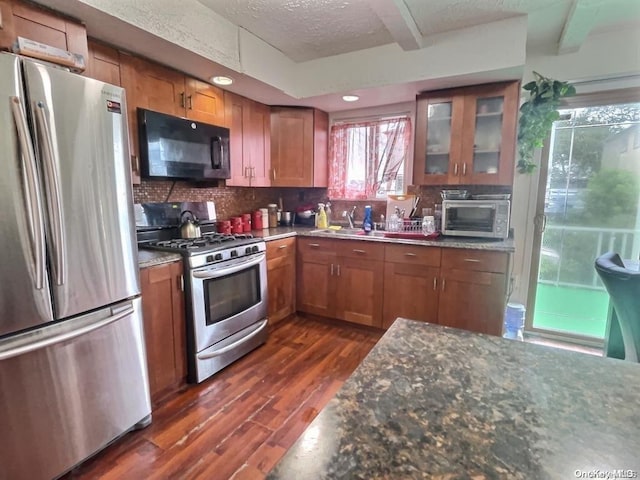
[445,206,495,232]
[203,265,261,325]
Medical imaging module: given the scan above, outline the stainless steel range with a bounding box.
[137,203,268,383]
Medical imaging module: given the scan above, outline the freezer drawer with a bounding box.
[0,298,151,480]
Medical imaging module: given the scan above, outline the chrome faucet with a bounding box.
[343,206,356,228]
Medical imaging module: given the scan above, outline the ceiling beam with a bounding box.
[370,0,424,51]
[558,0,606,54]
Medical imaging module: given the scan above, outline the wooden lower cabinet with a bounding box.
[383,244,442,329]
[384,246,508,336]
[266,237,296,325]
[297,238,336,318]
[140,260,186,406]
[297,238,509,335]
[437,248,509,336]
[334,256,383,327]
[297,238,383,327]
[437,269,506,336]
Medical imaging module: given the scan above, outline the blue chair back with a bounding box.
[595,252,640,362]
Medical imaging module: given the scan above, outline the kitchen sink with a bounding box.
[309,228,387,238]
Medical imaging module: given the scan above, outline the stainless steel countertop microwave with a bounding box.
[442,199,510,239]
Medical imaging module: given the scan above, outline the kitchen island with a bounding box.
[267,319,640,479]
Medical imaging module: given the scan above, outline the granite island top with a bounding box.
[267,319,640,479]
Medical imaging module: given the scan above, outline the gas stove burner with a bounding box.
[142,231,260,257]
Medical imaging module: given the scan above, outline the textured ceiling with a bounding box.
[198,0,394,62]
[198,0,640,61]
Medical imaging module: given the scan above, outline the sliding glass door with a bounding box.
[527,90,640,343]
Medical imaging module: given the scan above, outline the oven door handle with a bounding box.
[196,319,268,360]
[191,252,265,279]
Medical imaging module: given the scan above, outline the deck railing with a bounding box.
[539,224,640,290]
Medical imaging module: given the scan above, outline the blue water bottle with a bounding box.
[362,205,373,233]
[503,303,525,341]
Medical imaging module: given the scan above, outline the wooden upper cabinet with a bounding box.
[414,81,519,186]
[120,54,185,184]
[225,91,270,187]
[270,107,328,187]
[0,0,88,63]
[84,40,120,85]
[185,78,226,126]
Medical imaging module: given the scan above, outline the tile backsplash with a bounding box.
[133,181,511,224]
[133,181,328,220]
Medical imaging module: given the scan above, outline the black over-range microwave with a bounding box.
[138,108,230,180]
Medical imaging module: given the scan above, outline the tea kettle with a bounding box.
[179,210,201,239]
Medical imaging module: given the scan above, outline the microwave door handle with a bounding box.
[211,136,222,169]
[10,97,46,290]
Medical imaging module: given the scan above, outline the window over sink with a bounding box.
[328,116,411,199]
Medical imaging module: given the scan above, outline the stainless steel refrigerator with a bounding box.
[0,53,151,480]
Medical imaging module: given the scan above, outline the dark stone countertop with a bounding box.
[267,319,640,479]
[256,226,515,252]
[138,249,182,269]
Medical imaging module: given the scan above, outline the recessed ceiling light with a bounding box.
[342,95,359,102]
[211,76,233,86]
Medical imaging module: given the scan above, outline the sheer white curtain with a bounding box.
[329,116,411,199]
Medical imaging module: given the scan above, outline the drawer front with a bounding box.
[384,244,441,267]
[441,249,509,273]
[298,238,336,256]
[266,237,296,260]
[338,239,385,261]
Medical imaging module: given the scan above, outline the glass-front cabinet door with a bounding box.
[414,94,465,185]
[413,81,519,186]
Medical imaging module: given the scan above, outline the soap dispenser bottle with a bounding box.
[362,205,373,233]
[317,203,328,229]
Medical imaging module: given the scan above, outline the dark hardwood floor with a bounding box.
[64,315,383,480]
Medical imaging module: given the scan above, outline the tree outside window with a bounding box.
[328,116,411,199]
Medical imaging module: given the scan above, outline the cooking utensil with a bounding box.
[180,210,201,238]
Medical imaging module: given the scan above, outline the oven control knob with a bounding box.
[230,250,238,258]
[206,255,214,263]
[245,247,252,254]
[214,253,223,261]
[252,246,259,253]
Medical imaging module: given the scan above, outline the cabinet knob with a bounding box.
[454,163,459,175]
[352,249,366,254]
[308,243,320,248]
[404,252,417,257]
[180,92,186,108]
[278,244,288,249]
[462,163,467,176]
[463,258,481,263]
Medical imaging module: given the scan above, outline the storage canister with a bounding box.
[252,210,263,230]
[267,204,278,229]
[260,208,269,229]
[242,213,252,232]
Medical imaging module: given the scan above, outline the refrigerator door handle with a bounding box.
[34,101,66,286]
[0,305,134,361]
[10,96,46,290]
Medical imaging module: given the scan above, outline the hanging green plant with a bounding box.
[517,71,576,173]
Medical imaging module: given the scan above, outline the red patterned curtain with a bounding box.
[329,116,411,199]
